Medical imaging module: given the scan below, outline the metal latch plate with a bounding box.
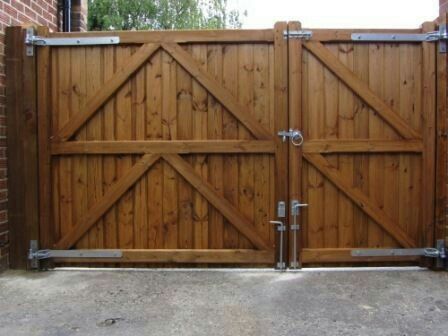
[283,30,312,40]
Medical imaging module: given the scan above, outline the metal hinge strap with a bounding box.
[351,25,448,52]
[283,30,313,40]
[28,240,122,269]
[351,239,447,269]
[25,28,120,56]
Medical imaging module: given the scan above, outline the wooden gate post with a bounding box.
[6,26,39,269]
[436,13,448,254]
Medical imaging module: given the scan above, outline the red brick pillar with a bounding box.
[71,0,88,32]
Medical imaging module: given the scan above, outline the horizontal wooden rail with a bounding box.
[52,249,274,264]
[301,248,420,263]
[48,29,275,43]
[303,139,423,153]
[51,140,276,155]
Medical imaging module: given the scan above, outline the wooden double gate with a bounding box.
[7,20,447,268]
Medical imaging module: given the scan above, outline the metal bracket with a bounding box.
[284,30,313,40]
[28,240,123,269]
[276,262,286,269]
[351,239,447,269]
[25,29,120,56]
[270,220,286,271]
[351,25,448,53]
[25,27,35,56]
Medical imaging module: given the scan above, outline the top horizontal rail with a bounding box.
[45,28,427,44]
[48,29,275,44]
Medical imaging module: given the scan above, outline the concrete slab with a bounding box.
[1,268,448,336]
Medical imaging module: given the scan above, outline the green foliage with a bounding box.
[88,0,246,31]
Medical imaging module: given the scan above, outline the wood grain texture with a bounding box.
[54,154,161,249]
[6,27,39,269]
[304,153,416,248]
[163,154,272,251]
[304,41,421,139]
[162,43,272,140]
[54,43,160,141]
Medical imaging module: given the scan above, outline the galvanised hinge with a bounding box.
[351,239,448,269]
[28,240,123,270]
[25,27,120,56]
[283,30,312,40]
[351,24,448,53]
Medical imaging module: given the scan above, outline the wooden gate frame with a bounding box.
[7,25,290,268]
[6,19,448,269]
[286,21,447,265]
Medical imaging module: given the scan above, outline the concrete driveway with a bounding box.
[1,267,448,336]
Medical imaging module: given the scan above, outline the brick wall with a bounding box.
[72,0,88,32]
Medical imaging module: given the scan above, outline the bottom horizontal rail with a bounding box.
[52,249,275,264]
[301,248,420,263]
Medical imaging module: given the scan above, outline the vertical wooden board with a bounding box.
[71,47,88,250]
[322,44,339,248]
[382,43,400,247]
[36,27,52,250]
[397,44,415,245]
[367,43,385,247]
[207,44,224,249]
[421,22,436,248]
[133,60,148,249]
[254,44,271,243]
[336,43,355,249]
[274,22,289,261]
[176,48,194,249]
[268,44,276,245]
[408,44,423,244]
[306,52,325,248]
[162,50,178,249]
[102,46,118,249]
[352,44,370,247]
[85,47,104,249]
[435,14,447,246]
[287,21,303,264]
[146,51,164,249]
[237,44,255,249]
[50,46,61,244]
[301,49,310,249]
[57,48,73,242]
[191,45,208,249]
[115,46,134,249]
[222,44,240,249]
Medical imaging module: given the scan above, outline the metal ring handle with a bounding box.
[291,131,304,146]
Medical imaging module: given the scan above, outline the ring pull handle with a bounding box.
[291,130,304,146]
